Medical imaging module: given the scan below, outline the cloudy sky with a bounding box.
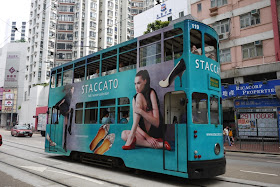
[0,0,31,47]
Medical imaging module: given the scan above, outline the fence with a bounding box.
[225,136,280,154]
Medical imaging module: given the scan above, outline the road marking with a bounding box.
[20,166,47,172]
[47,169,104,184]
[240,170,278,176]
[266,161,280,164]
[39,157,65,164]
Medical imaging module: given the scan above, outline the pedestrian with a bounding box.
[229,128,234,145]
[223,126,232,146]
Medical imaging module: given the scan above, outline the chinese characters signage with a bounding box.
[156,3,172,19]
[210,77,219,88]
[1,88,17,113]
[235,98,280,108]
[4,52,20,87]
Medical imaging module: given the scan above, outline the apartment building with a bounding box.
[20,0,133,127]
[10,21,27,42]
[191,0,280,137]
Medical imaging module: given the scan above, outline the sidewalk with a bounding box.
[225,141,280,155]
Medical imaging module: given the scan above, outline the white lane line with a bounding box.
[266,161,280,164]
[240,170,278,176]
[39,157,65,164]
[47,169,104,185]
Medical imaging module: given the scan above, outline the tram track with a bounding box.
[1,141,269,187]
[0,143,129,187]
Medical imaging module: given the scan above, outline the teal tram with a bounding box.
[45,18,225,178]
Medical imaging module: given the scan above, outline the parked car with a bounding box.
[0,134,2,146]
[11,125,33,137]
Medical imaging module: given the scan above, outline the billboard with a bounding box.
[4,52,20,87]
[1,88,17,113]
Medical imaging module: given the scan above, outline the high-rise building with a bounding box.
[20,0,133,127]
[10,21,27,42]
[0,42,28,127]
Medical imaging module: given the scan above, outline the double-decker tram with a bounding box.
[46,18,225,178]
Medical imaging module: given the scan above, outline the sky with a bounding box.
[0,0,31,47]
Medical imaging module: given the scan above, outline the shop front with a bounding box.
[222,80,280,141]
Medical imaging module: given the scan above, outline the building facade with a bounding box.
[134,0,190,37]
[0,42,28,127]
[20,0,133,127]
[191,0,280,138]
[10,21,27,42]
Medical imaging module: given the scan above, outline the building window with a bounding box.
[240,11,260,28]
[179,11,184,18]
[212,19,230,35]
[211,0,227,7]
[197,3,202,12]
[167,16,172,21]
[242,42,263,59]
[220,48,231,63]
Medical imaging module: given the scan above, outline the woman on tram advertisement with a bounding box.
[121,59,185,151]
[121,70,171,150]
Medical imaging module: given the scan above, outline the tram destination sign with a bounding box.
[210,77,219,88]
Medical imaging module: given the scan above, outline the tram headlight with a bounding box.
[214,143,220,155]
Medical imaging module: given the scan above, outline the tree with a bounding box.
[143,20,170,34]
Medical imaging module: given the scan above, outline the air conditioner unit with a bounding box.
[219,33,229,40]
[251,9,259,16]
[254,40,262,46]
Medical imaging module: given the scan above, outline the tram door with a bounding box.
[164,91,187,172]
[47,107,59,152]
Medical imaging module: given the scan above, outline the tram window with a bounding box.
[100,107,115,124]
[74,60,85,67]
[164,28,183,39]
[140,34,161,46]
[86,101,98,108]
[63,69,73,86]
[192,92,208,124]
[74,66,85,83]
[118,97,130,105]
[56,73,62,87]
[101,99,115,106]
[76,102,83,109]
[164,35,183,61]
[119,49,137,72]
[75,102,83,124]
[120,42,137,53]
[210,96,219,125]
[140,42,161,67]
[88,55,100,63]
[190,29,202,55]
[51,71,56,88]
[204,33,217,61]
[85,108,98,124]
[83,101,98,124]
[103,49,117,58]
[87,61,100,79]
[118,107,129,124]
[101,56,117,76]
[48,107,52,123]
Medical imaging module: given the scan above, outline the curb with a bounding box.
[225,149,280,155]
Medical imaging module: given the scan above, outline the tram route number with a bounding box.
[192,24,199,30]
[240,113,274,119]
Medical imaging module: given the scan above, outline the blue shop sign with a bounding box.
[234,98,280,108]
[222,79,280,99]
